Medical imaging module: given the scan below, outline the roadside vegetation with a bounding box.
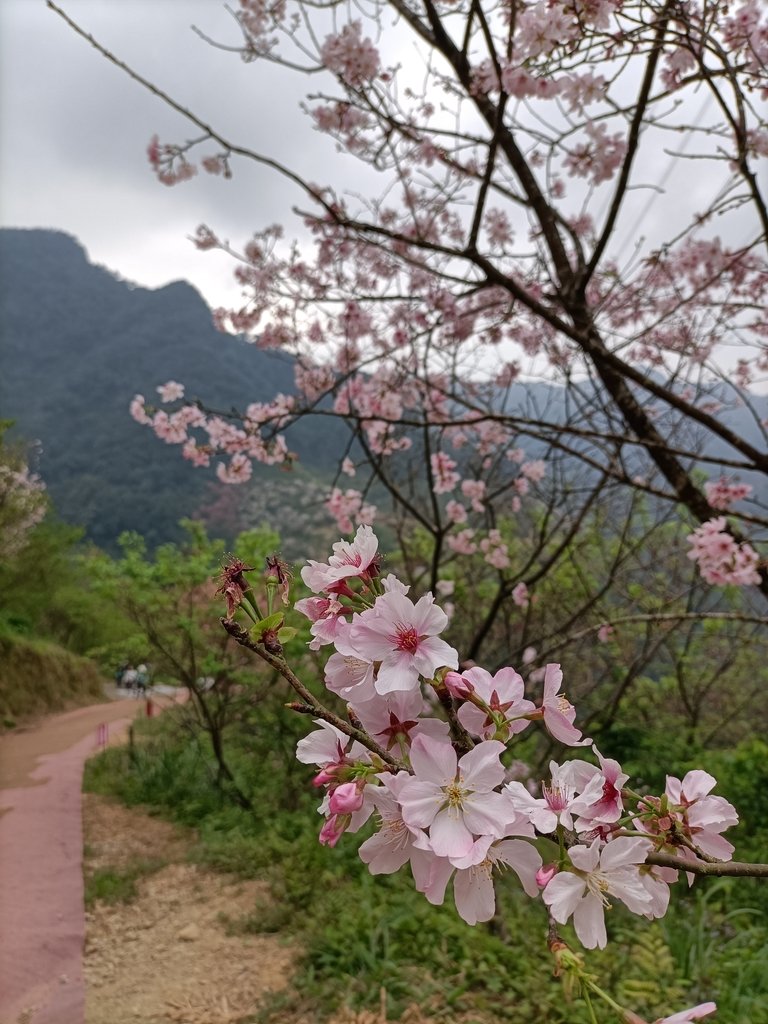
[84,660,768,1024]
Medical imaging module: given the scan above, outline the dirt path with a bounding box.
[0,694,180,1024]
[82,795,295,1024]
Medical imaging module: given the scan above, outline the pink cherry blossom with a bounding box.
[687,517,761,587]
[349,590,458,694]
[296,720,348,768]
[663,770,739,860]
[129,394,152,425]
[461,478,486,511]
[536,664,591,747]
[543,837,654,948]
[447,528,478,555]
[454,665,534,741]
[506,760,582,833]
[570,746,628,828]
[295,594,349,650]
[358,772,431,875]
[398,735,512,861]
[520,459,546,482]
[351,689,449,751]
[704,477,752,510]
[216,453,253,484]
[157,380,185,403]
[328,780,365,815]
[431,452,460,493]
[480,530,510,570]
[448,833,542,925]
[656,1003,717,1023]
[320,21,380,87]
[445,499,467,524]
[301,524,380,593]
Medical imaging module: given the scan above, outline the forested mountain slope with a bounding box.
[0,228,344,551]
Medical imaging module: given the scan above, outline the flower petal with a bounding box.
[573,892,607,949]
[542,872,586,924]
[409,734,457,786]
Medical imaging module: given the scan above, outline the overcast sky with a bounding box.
[0,0,356,309]
[1,1,763,323]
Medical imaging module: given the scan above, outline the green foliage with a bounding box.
[662,881,768,1024]
[616,926,689,1020]
[84,858,168,908]
[0,627,104,723]
[86,518,281,682]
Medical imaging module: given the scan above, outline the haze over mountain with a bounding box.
[0,228,344,551]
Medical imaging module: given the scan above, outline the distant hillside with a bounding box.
[0,228,347,552]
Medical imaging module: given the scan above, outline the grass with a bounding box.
[84,857,168,907]
[0,625,104,725]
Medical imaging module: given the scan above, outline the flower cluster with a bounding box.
[687,517,761,586]
[291,527,739,960]
[0,459,47,560]
[703,478,752,511]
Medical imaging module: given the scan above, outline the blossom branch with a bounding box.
[220,617,403,769]
[646,852,768,878]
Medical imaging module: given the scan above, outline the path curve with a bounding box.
[0,694,180,1024]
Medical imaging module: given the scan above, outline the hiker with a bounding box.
[121,665,138,694]
[136,663,149,696]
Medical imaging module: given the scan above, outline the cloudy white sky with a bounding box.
[1,1,763,321]
[0,0,360,309]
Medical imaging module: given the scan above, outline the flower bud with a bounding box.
[329,781,364,814]
[444,671,474,700]
[312,766,338,787]
[319,813,348,847]
[536,863,558,888]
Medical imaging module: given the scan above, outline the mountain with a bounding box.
[0,228,346,552]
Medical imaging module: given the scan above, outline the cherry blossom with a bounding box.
[655,1003,717,1023]
[349,590,458,694]
[422,831,542,925]
[543,837,654,948]
[431,452,460,494]
[157,380,185,403]
[570,746,628,828]
[534,664,592,747]
[506,760,582,833]
[358,772,431,875]
[687,518,761,587]
[451,665,534,741]
[662,770,738,861]
[398,735,512,860]
[301,523,379,594]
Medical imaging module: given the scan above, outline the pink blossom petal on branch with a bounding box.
[573,891,608,949]
[458,740,507,791]
[453,861,496,924]
[543,871,586,923]
[657,1003,717,1023]
[430,807,475,859]
[409,734,457,787]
